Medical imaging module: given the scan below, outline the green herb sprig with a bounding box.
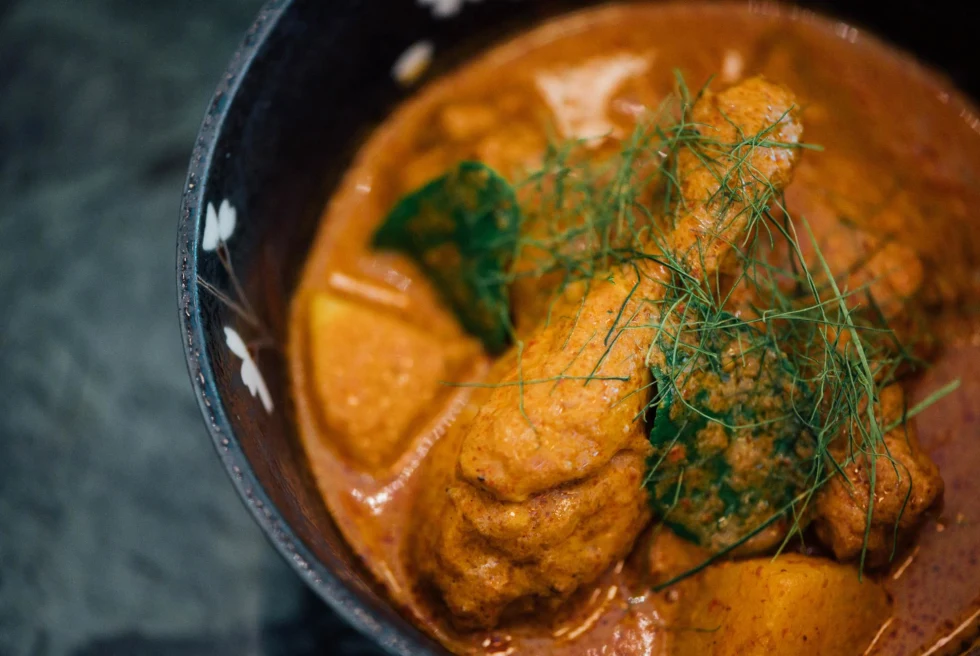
[372,71,957,580]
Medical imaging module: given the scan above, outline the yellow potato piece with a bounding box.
[674,554,891,656]
[308,293,467,471]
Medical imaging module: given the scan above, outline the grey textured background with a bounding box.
[0,1,381,654]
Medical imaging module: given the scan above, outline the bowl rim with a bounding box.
[175,1,428,653]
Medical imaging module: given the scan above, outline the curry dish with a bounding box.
[287,3,980,654]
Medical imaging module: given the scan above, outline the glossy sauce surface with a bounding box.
[288,4,980,654]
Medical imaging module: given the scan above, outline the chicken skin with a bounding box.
[813,384,943,566]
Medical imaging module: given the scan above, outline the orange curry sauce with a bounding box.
[288,4,980,654]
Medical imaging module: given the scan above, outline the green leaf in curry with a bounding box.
[372,161,521,354]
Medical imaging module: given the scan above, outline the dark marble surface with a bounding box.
[0,1,382,654]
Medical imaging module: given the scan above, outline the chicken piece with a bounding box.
[510,75,805,335]
[639,79,812,556]
[412,77,805,629]
[787,158,925,323]
[816,223,922,322]
[673,554,891,656]
[506,138,663,336]
[668,76,803,281]
[466,77,805,503]
[507,185,604,337]
[813,384,943,566]
[412,275,654,629]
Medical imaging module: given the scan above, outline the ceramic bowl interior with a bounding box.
[177,1,980,654]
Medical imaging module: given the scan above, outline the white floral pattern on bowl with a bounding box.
[418,0,482,19]
[202,199,237,252]
[224,326,274,413]
[392,40,435,85]
[199,199,274,414]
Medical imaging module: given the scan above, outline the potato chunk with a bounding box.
[308,293,469,470]
[674,554,891,656]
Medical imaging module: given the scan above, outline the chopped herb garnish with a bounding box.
[375,71,957,582]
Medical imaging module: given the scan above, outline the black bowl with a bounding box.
[176,1,979,654]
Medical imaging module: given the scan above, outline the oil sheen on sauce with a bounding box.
[288,3,980,654]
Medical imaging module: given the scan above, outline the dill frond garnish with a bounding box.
[373,70,956,581]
